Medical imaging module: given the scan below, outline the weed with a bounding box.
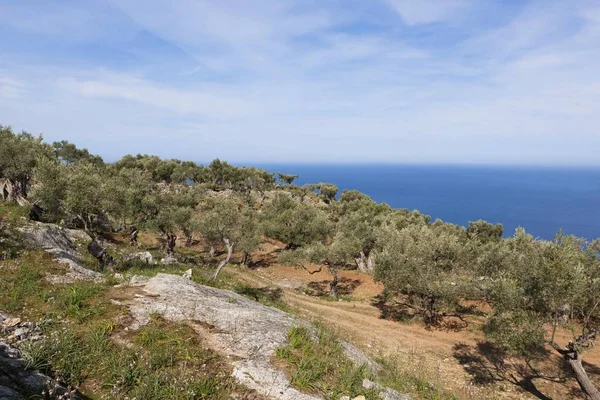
[276,323,377,399]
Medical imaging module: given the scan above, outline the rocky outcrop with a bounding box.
[123,274,406,400]
[125,273,317,400]
[0,312,81,400]
[17,222,102,283]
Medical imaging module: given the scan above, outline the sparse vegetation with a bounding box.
[276,323,377,399]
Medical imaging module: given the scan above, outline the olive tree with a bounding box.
[196,197,258,280]
[262,193,330,249]
[335,190,393,273]
[0,125,52,203]
[277,172,299,186]
[280,232,357,297]
[484,228,600,399]
[374,224,475,326]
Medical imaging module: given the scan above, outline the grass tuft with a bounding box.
[275,322,377,399]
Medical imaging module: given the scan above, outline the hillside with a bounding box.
[1,126,600,399]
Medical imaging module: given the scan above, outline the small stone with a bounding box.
[352,396,366,400]
[4,318,21,328]
[14,327,30,338]
[182,269,193,280]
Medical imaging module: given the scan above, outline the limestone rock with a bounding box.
[118,251,155,265]
[160,255,178,265]
[363,379,412,400]
[127,274,322,399]
[182,268,193,280]
[17,222,102,283]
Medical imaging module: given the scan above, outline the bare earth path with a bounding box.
[230,260,600,400]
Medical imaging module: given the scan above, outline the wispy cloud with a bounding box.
[0,0,599,164]
[384,0,471,25]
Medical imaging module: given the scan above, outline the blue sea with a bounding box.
[251,164,600,241]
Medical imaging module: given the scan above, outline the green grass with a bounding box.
[275,322,378,399]
[0,201,30,225]
[375,354,461,400]
[277,322,461,400]
[0,242,255,399]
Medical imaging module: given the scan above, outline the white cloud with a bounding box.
[384,0,471,25]
[1,0,600,164]
[0,77,26,99]
[57,74,259,118]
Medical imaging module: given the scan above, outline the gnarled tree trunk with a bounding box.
[129,226,139,247]
[87,238,113,271]
[212,238,234,281]
[355,251,375,273]
[552,331,600,400]
[567,356,600,400]
[328,266,339,298]
[165,233,177,256]
[0,178,29,206]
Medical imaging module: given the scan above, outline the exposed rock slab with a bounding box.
[128,273,320,399]
[17,222,102,283]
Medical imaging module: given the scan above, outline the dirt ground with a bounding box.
[231,242,600,400]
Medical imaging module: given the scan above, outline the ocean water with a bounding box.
[253,164,600,241]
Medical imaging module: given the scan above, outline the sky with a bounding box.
[1,0,600,165]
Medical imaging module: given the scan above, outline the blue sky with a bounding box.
[1,0,599,164]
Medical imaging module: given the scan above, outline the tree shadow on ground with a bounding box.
[247,252,279,270]
[233,285,283,303]
[371,294,469,331]
[453,342,564,400]
[305,277,361,297]
[371,293,415,322]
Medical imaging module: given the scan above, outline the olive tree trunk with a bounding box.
[0,178,29,206]
[551,331,600,400]
[212,238,234,281]
[328,266,339,298]
[355,251,375,273]
[129,226,139,247]
[567,357,600,400]
[165,233,177,256]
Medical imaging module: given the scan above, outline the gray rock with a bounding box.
[129,275,150,286]
[127,274,324,400]
[182,268,193,280]
[160,256,178,265]
[18,222,102,283]
[118,251,155,265]
[363,379,412,400]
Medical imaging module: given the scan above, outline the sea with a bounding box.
[250,164,600,241]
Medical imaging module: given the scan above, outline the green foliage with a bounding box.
[52,140,104,167]
[374,224,475,326]
[262,193,331,248]
[467,219,503,243]
[277,172,299,185]
[483,310,546,357]
[306,183,339,204]
[0,125,52,185]
[276,324,376,399]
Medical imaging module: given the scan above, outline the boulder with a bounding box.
[17,222,102,283]
[118,251,154,265]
